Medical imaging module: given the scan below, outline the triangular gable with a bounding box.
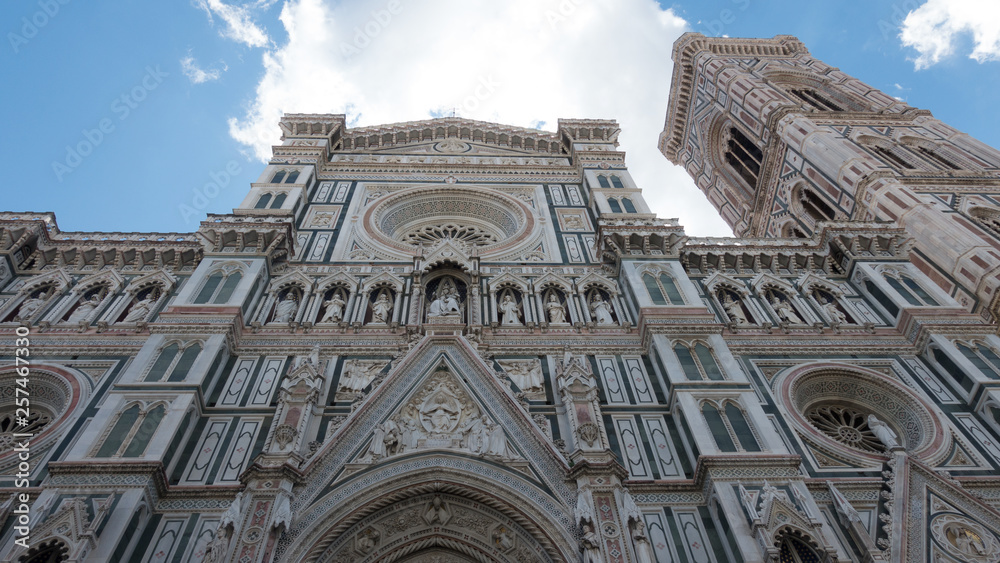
[295,336,573,513]
[124,269,177,294]
[73,270,125,294]
[901,457,1000,561]
[419,239,474,272]
[268,269,315,292]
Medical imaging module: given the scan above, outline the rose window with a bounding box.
[0,408,53,453]
[402,223,499,247]
[363,185,535,257]
[805,405,882,453]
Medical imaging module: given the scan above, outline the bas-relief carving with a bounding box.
[360,368,520,463]
[336,360,387,401]
[496,359,544,400]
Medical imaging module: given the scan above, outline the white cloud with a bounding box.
[195,0,271,48]
[181,55,224,83]
[228,0,734,236]
[900,0,1000,69]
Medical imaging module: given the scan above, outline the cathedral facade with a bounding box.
[2,33,1000,562]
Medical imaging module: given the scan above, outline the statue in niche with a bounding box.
[203,527,231,563]
[867,414,900,450]
[271,292,298,324]
[581,522,604,563]
[371,289,393,324]
[499,292,522,326]
[546,292,567,324]
[768,291,803,324]
[589,291,615,325]
[428,277,462,318]
[123,290,158,323]
[67,293,101,323]
[16,294,47,322]
[814,289,849,324]
[721,291,749,325]
[319,290,346,323]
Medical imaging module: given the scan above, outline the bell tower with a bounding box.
[661,33,1000,321]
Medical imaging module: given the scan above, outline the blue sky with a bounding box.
[3,0,998,237]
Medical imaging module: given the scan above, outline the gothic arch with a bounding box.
[283,461,577,563]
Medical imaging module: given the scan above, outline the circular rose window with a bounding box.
[363,186,535,257]
[776,364,949,463]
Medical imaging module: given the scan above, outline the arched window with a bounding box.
[916,146,960,170]
[883,272,938,306]
[957,342,1000,378]
[933,348,975,392]
[271,171,286,183]
[659,274,683,303]
[621,198,637,213]
[285,170,300,183]
[610,176,625,189]
[725,402,761,452]
[724,127,763,190]
[608,198,622,213]
[800,187,836,223]
[145,342,202,382]
[969,207,1000,237]
[778,536,822,563]
[789,88,844,112]
[702,403,737,452]
[194,270,243,304]
[674,342,724,380]
[254,193,272,209]
[871,144,915,170]
[701,400,760,453]
[270,193,287,209]
[644,274,666,305]
[94,403,166,458]
[598,176,611,189]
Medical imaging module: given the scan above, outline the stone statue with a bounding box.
[499,293,522,326]
[546,293,567,324]
[590,293,615,325]
[504,360,544,392]
[721,293,749,325]
[424,495,451,525]
[320,293,345,323]
[429,278,462,317]
[123,295,156,323]
[271,294,298,324]
[368,419,399,459]
[372,291,393,324]
[203,526,230,563]
[769,293,803,324]
[867,414,900,450]
[339,360,382,393]
[16,295,46,322]
[581,522,604,563]
[67,294,101,323]
[816,291,849,324]
[486,420,508,458]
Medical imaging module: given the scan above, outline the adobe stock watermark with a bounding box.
[179,160,243,223]
[544,0,586,28]
[699,0,750,37]
[340,0,403,59]
[8,0,72,54]
[878,0,919,40]
[51,65,169,182]
[451,75,502,115]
